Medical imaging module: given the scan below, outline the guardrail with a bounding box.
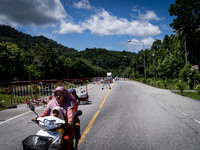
[10,78,88,106]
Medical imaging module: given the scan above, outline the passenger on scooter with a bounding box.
[32,86,77,150]
[52,106,64,119]
[69,89,81,150]
[52,106,65,145]
[69,88,80,104]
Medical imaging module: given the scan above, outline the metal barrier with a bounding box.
[89,77,106,84]
[10,78,88,106]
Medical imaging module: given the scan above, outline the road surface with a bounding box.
[1,81,200,150]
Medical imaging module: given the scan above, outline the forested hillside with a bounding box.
[0,25,79,58]
[0,25,133,84]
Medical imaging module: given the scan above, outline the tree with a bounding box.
[156,36,185,79]
[169,0,200,64]
[0,42,26,82]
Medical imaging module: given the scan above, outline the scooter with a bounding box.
[22,103,82,150]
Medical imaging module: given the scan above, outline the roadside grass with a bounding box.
[152,82,200,100]
[174,92,200,101]
[152,81,200,100]
[152,82,191,90]
[154,83,200,100]
[136,78,200,101]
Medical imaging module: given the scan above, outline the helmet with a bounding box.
[69,88,76,94]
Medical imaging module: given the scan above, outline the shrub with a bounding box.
[187,77,194,90]
[147,78,153,85]
[176,80,186,93]
[156,80,161,88]
[196,84,200,95]
[139,78,145,83]
[162,79,168,89]
[147,78,152,84]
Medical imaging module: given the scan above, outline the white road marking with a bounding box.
[175,109,188,116]
[0,106,43,125]
[193,119,200,124]
[175,108,200,125]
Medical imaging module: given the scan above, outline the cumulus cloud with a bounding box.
[1,0,162,38]
[56,9,161,37]
[132,7,163,21]
[82,10,160,36]
[127,37,155,52]
[0,0,67,27]
[139,10,163,21]
[141,37,155,46]
[55,21,84,34]
[73,0,93,10]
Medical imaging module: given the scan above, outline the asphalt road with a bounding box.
[1,81,200,150]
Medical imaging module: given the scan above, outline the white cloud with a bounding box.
[55,21,84,34]
[132,7,163,22]
[0,0,67,27]
[141,37,155,46]
[73,0,93,10]
[81,10,130,36]
[127,37,155,52]
[0,0,162,38]
[56,9,161,36]
[80,9,161,37]
[139,10,162,21]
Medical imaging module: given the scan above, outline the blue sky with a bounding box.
[0,0,175,52]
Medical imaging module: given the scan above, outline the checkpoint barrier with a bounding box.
[10,78,88,106]
[90,77,107,84]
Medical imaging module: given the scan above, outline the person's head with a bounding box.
[52,106,64,119]
[54,86,68,105]
[52,108,59,117]
[69,88,76,97]
[54,90,64,105]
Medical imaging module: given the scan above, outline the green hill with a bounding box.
[0,25,133,82]
[0,25,79,58]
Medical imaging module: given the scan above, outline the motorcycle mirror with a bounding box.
[29,103,35,111]
[29,103,39,117]
[74,110,82,117]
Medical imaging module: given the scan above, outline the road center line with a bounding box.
[79,83,114,145]
[174,108,200,125]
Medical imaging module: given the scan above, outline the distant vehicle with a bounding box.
[77,88,89,104]
[107,72,112,78]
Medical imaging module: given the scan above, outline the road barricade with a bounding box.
[10,78,88,106]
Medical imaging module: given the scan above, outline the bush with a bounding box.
[156,80,161,88]
[139,78,145,83]
[162,79,168,89]
[141,78,145,83]
[176,80,186,93]
[147,78,153,85]
[187,77,194,90]
[196,84,200,95]
[147,78,151,84]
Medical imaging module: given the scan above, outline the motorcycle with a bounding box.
[22,103,82,150]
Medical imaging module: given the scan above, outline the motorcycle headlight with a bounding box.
[43,119,56,129]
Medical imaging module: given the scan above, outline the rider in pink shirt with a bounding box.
[32,86,76,149]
